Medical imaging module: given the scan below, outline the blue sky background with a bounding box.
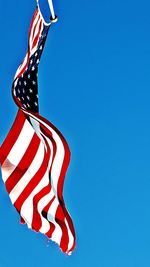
[0,0,150,266]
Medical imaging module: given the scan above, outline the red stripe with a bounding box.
[42,195,55,218]
[30,130,57,238]
[20,216,26,224]
[38,114,76,251]
[16,11,41,80]
[5,133,41,194]
[15,56,28,79]
[39,122,70,253]
[31,132,56,232]
[30,122,70,253]
[55,205,69,253]
[15,9,39,79]
[30,129,59,239]
[30,15,40,43]
[41,195,69,253]
[14,137,51,213]
[37,114,75,240]
[35,124,57,222]
[32,185,51,232]
[30,112,71,199]
[55,131,76,252]
[0,110,26,165]
[28,8,39,43]
[20,110,76,252]
[32,20,42,50]
[46,223,55,239]
[22,111,76,251]
[39,124,57,173]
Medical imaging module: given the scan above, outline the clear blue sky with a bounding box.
[0,0,150,266]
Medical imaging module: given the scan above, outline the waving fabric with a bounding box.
[0,4,76,255]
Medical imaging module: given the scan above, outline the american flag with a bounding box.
[0,6,76,255]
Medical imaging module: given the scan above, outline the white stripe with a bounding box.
[20,169,49,227]
[37,189,54,234]
[30,115,64,196]
[9,141,45,204]
[32,130,57,234]
[14,54,28,79]
[23,111,65,197]
[14,11,40,80]
[29,17,40,48]
[2,120,35,183]
[30,17,42,47]
[14,15,43,81]
[51,222,62,246]
[39,117,64,196]
[28,130,63,243]
[30,117,46,148]
[50,130,65,196]
[27,127,55,234]
[43,135,54,163]
[30,116,55,163]
[30,23,44,56]
[65,218,74,252]
[48,198,62,244]
[29,12,40,44]
[22,111,72,247]
[37,190,63,245]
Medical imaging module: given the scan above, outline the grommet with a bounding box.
[50,15,58,23]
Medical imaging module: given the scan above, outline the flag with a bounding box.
[0,5,76,255]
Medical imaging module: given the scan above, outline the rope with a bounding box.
[48,0,55,20]
[36,0,57,22]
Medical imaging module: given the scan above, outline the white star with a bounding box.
[34,102,38,106]
[32,81,36,85]
[36,94,38,98]
[32,66,35,71]
[22,96,24,100]
[28,74,30,79]
[18,89,20,93]
[35,52,38,57]
[29,88,33,93]
[22,88,25,93]
[27,96,30,100]
[30,59,33,64]
[23,104,27,108]
[24,81,27,86]
[27,103,30,107]
[19,81,21,85]
[37,59,40,64]
[40,45,43,50]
